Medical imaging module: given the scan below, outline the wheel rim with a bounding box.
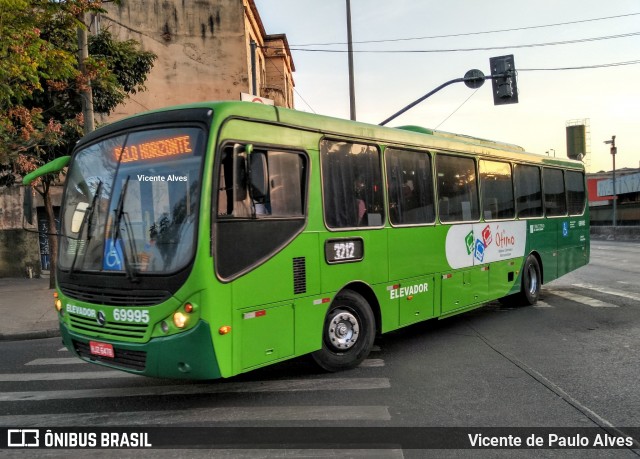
[527,264,538,295]
[326,309,360,350]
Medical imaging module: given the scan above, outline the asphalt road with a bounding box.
[1,240,639,458]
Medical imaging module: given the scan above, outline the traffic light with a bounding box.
[490,55,518,105]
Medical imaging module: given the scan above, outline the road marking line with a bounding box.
[359,358,385,367]
[547,290,617,308]
[25,358,87,366]
[533,301,553,308]
[572,283,640,302]
[0,405,391,426]
[58,347,68,352]
[0,371,140,382]
[0,377,391,402]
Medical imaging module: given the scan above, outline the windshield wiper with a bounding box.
[69,180,103,276]
[112,176,139,282]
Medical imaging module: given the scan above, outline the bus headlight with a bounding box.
[173,312,188,328]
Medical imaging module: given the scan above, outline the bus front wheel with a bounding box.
[312,290,375,372]
[519,255,541,305]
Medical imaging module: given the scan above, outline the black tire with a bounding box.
[311,290,376,372]
[518,255,541,305]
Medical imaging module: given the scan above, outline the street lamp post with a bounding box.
[604,136,617,227]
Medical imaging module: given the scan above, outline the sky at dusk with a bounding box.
[255,0,640,173]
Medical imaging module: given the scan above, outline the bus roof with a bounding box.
[98,101,585,170]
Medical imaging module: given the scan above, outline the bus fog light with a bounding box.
[161,321,169,333]
[173,312,188,329]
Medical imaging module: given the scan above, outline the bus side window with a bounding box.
[479,160,514,220]
[514,164,543,218]
[565,170,586,215]
[385,148,435,225]
[320,140,384,229]
[436,154,479,223]
[543,168,567,217]
[217,146,306,218]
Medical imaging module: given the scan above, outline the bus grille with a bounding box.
[68,313,148,340]
[73,340,146,371]
[60,283,170,306]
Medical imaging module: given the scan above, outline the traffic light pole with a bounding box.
[378,72,510,126]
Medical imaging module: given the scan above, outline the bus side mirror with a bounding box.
[23,186,33,225]
[249,151,268,200]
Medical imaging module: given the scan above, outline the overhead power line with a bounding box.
[520,59,640,71]
[291,12,640,46]
[265,31,640,54]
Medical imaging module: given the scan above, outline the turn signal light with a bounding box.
[218,325,232,335]
[184,303,194,314]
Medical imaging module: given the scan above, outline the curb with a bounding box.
[0,328,60,342]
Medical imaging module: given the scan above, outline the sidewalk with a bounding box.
[0,277,60,341]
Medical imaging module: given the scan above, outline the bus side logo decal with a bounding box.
[445,221,526,269]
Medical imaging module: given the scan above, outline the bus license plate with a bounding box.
[89,341,114,358]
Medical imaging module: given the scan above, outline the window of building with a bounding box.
[514,164,543,218]
[386,148,435,225]
[320,140,384,229]
[479,160,515,220]
[436,154,479,222]
[543,168,567,216]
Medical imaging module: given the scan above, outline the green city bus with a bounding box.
[24,101,589,379]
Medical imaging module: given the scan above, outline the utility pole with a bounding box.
[604,136,617,227]
[250,39,257,95]
[77,12,95,134]
[346,0,356,120]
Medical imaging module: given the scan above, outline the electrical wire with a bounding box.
[266,31,640,54]
[435,88,480,129]
[519,59,640,71]
[265,58,317,113]
[291,12,640,46]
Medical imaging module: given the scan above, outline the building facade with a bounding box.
[101,0,295,121]
[588,168,640,226]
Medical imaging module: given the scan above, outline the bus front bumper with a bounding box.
[60,320,222,380]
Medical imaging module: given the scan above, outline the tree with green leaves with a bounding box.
[0,0,156,286]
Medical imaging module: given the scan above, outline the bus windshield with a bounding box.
[59,127,205,276]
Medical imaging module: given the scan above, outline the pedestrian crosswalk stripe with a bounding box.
[0,370,139,382]
[571,283,640,302]
[547,290,617,308]
[359,358,385,367]
[0,377,391,402]
[534,301,553,308]
[0,405,391,426]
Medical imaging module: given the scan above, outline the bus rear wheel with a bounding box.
[312,290,375,372]
[519,255,541,305]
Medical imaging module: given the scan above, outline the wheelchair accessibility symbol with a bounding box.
[103,239,124,271]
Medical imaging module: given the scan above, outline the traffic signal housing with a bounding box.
[490,55,518,105]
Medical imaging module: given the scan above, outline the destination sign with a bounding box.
[115,135,193,163]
